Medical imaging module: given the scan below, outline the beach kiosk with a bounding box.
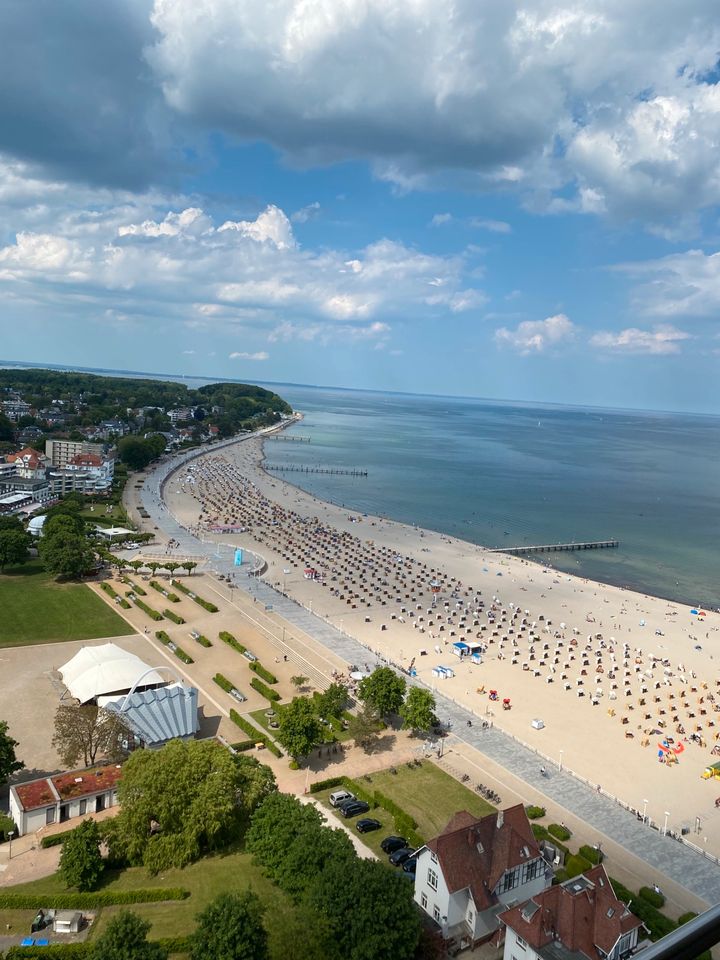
[452,641,470,659]
[467,640,484,664]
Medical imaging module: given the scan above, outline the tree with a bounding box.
[304,857,421,960]
[183,560,197,576]
[52,704,130,768]
[271,904,336,960]
[105,740,275,873]
[290,675,309,691]
[399,687,437,736]
[59,818,104,891]
[347,705,383,754]
[276,696,322,761]
[86,910,167,960]
[39,529,95,579]
[0,412,13,442]
[0,528,30,570]
[315,682,348,720]
[358,667,406,719]
[129,559,144,575]
[190,891,268,960]
[117,437,154,471]
[0,720,24,785]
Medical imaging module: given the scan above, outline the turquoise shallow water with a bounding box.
[263,384,720,609]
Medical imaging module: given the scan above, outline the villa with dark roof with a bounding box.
[499,865,644,960]
[413,805,552,951]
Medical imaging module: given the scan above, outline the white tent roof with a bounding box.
[59,643,164,704]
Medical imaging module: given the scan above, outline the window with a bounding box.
[521,858,542,884]
[45,807,56,825]
[427,868,438,890]
[421,892,428,910]
[430,851,438,863]
[433,905,441,922]
[516,934,527,950]
[79,799,87,816]
[499,867,519,893]
[467,908,474,927]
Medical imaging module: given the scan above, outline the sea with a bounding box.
[2,361,718,608]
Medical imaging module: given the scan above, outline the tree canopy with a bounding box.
[52,704,129,768]
[315,682,349,720]
[0,720,24,785]
[0,527,30,571]
[39,518,95,579]
[400,687,437,736]
[358,667,406,719]
[190,891,268,960]
[60,818,105,891]
[347,704,384,754]
[277,696,322,761]
[86,910,167,960]
[106,740,276,873]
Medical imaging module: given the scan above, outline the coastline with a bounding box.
[162,429,720,854]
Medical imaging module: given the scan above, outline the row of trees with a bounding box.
[101,553,197,577]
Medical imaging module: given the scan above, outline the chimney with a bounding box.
[497,809,504,830]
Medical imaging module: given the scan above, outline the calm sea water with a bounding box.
[2,362,717,607]
[263,384,720,608]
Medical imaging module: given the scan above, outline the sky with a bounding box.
[0,1,719,414]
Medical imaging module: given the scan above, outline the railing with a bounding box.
[639,904,720,960]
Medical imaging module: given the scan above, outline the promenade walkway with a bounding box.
[138,440,720,908]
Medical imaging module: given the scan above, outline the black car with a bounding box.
[356,818,382,834]
[402,856,417,874]
[389,846,415,866]
[381,835,408,854]
[340,800,370,818]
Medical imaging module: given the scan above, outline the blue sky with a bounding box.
[0,1,719,413]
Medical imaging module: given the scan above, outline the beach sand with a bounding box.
[162,435,720,853]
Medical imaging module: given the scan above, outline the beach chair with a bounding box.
[20,938,35,947]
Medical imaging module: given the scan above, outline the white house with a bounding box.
[414,805,551,952]
[9,765,123,836]
[499,865,644,960]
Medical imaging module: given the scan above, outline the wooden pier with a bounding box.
[269,435,311,443]
[264,463,368,477]
[491,539,619,556]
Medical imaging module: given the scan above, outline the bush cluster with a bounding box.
[525,805,546,820]
[132,598,163,621]
[125,579,147,596]
[0,813,17,844]
[219,631,247,654]
[249,661,278,684]
[171,579,218,612]
[163,609,185,624]
[155,630,194,664]
[548,823,572,842]
[40,830,74,849]
[193,634,212,647]
[250,677,281,702]
[229,709,283,757]
[214,673,234,693]
[150,580,180,602]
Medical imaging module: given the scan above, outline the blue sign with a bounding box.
[234,548,244,566]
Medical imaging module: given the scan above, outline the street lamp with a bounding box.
[663,811,670,836]
[559,749,564,772]
[8,831,14,860]
[643,799,649,823]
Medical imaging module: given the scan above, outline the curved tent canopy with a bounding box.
[59,643,164,704]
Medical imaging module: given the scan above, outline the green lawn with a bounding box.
[4,847,301,956]
[0,560,130,647]
[314,760,495,858]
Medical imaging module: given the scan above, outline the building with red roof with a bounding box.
[414,805,552,951]
[499,865,644,960]
[10,764,123,836]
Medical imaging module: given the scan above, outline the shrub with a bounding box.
[220,631,247,655]
[0,812,18,843]
[578,844,602,865]
[171,579,218,611]
[100,582,118,599]
[196,597,219,612]
[548,823,572,842]
[309,776,345,793]
[214,673,235,693]
[41,830,73,848]
[232,740,257,752]
[132,598,163,621]
[163,609,185,624]
[639,886,666,909]
[610,878,633,903]
[228,709,283,758]
[250,677,281,702]
[289,759,300,770]
[150,580,180,602]
[678,912,698,926]
[526,805,546,820]
[193,634,212,647]
[564,854,592,878]
[155,631,194,664]
[249,661,278,684]
[630,897,676,940]
[0,888,188,909]
[126,580,147,596]
[118,598,131,609]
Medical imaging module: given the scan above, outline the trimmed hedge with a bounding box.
[193,634,212,648]
[0,888,188,909]
[171,579,218,612]
[163,608,185,624]
[639,885,666,909]
[3,934,192,959]
[249,661,278,684]
[0,813,17,843]
[228,709,283,758]
[564,853,593,878]
[548,823,572,842]
[214,673,234,693]
[525,805,546,820]
[150,580,180,602]
[220,631,247,655]
[126,579,147,596]
[155,630,193,664]
[232,740,257,752]
[133,598,163,621]
[309,776,346,793]
[578,843,602,865]
[40,829,74,849]
[250,677,281,702]
[100,582,118,598]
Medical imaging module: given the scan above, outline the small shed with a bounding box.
[451,642,469,658]
[53,911,83,934]
[432,665,455,680]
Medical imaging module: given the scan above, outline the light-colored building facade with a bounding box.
[414,806,551,952]
[45,439,104,468]
[1,399,31,421]
[500,866,644,960]
[9,765,122,836]
[6,447,50,480]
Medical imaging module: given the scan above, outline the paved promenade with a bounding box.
[138,441,720,908]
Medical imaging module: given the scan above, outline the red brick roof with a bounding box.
[14,765,123,811]
[426,805,541,911]
[7,447,45,469]
[499,865,643,960]
[69,453,103,467]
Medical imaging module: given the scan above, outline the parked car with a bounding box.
[389,847,415,866]
[381,835,408,854]
[340,800,370,818]
[329,790,356,808]
[356,818,381,834]
[402,856,417,874]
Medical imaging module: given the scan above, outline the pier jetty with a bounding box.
[268,435,311,443]
[491,539,619,556]
[264,463,368,477]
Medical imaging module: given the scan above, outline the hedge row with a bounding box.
[232,740,257,752]
[171,579,218,612]
[249,661,278,684]
[3,935,192,959]
[125,579,147,596]
[611,880,675,940]
[149,580,180,602]
[193,634,212,648]
[100,582,118,599]
[250,677,281,702]
[40,829,74,849]
[531,823,570,859]
[219,631,247,655]
[214,673,234,693]
[229,709,283,758]
[155,631,193,664]
[163,609,185,624]
[548,823,572,842]
[0,888,188,909]
[310,776,423,848]
[579,843,602,865]
[133,598,163,621]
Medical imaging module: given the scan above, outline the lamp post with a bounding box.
[7,831,14,860]
[663,811,670,836]
[643,799,649,823]
[559,749,564,772]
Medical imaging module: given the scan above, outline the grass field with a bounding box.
[3,847,301,956]
[0,560,131,647]
[314,759,495,859]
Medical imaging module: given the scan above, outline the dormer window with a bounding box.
[430,851,438,863]
[606,907,615,918]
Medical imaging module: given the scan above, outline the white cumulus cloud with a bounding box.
[590,324,691,355]
[229,351,270,360]
[495,313,576,354]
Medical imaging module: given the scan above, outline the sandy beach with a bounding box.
[162,433,720,852]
